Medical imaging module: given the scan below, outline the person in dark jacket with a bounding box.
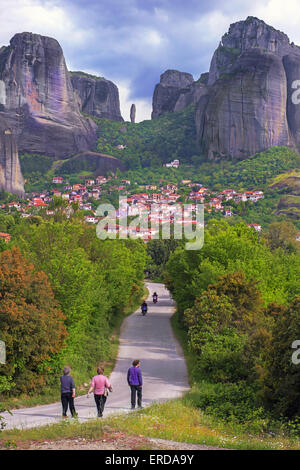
[60,366,77,418]
[127,359,143,409]
[141,301,147,314]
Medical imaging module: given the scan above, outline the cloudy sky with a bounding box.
[1,0,300,121]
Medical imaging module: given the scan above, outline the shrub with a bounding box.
[195,329,250,383]
[186,381,265,423]
[0,247,67,394]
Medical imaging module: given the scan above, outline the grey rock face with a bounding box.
[130,103,136,123]
[70,72,123,122]
[207,16,292,86]
[152,16,300,160]
[0,115,24,196]
[0,32,97,158]
[200,16,300,159]
[152,70,195,118]
[199,49,291,160]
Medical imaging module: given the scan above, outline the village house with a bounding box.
[150,193,161,202]
[33,199,48,208]
[86,179,95,186]
[0,232,11,243]
[96,176,107,185]
[52,176,63,184]
[164,159,180,168]
[224,207,233,217]
[72,183,86,191]
[84,216,99,224]
[90,189,101,199]
[248,223,262,232]
[162,184,178,193]
[233,192,247,202]
[8,202,22,211]
[208,198,222,210]
[80,203,92,211]
[246,191,264,202]
[197,187,208,195]
[188,192,205,203]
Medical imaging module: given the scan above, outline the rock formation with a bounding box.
[0,32,97,158]
[152,17,300,160]
[0,115,24,196]
[70,72,123,122]
[130,104,136,123]
[151,70,194,118]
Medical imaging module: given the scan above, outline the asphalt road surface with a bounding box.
[2,282,189,430]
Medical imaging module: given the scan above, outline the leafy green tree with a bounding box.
[264,221,298,253]
[0,247,67,393]
[261,297,300,418]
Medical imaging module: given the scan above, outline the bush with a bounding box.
[195,329,250,383]
[0,247,67,394]
[186,381,265,423]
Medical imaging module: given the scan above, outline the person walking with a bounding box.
[127,359,143,409]
[60,366,77,418]
[87,366,113,417]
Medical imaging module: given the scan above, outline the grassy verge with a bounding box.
[1,400,300,450]
[0,285,148,411]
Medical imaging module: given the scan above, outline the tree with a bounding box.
[261,297,300,418]
[264,221,298,253]
[0,247,67,393]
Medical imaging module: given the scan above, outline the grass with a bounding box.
[1,399,300,450]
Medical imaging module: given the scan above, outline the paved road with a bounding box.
[2,282,189,430]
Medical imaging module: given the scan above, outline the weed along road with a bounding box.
[2,282,190,430]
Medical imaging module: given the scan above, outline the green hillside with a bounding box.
[91,105,200,169]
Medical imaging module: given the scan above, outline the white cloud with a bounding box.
[145,30,163,47]
[0,0,92,48]
[253,0,300,44]
[118,81,152,122]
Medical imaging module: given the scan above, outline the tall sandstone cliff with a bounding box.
[70,71,123,122]
[0,32,97,158]
[152,17,300,160]
[0,115,24,196]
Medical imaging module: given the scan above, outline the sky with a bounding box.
[1,0,300,121]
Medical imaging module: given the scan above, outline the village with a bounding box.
[0,171,267,243]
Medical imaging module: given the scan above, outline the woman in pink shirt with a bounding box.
[87,366,112,417]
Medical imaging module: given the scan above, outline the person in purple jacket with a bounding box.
[127,359,143,409]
